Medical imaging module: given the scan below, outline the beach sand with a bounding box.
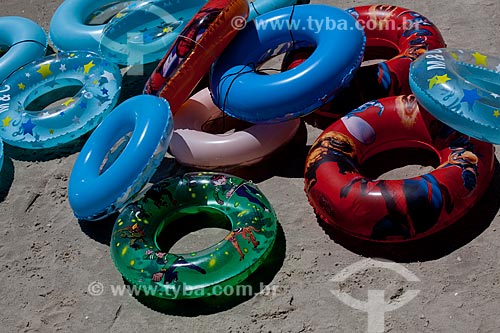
[1,0,500,332]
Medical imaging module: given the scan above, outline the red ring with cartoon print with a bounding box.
[143,0,249,113]
[283,5,446,123]
[304,95,494,242]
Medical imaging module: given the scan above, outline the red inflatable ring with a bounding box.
[144,0,248,113]
[304,95,494,242]
[283,5,446,122]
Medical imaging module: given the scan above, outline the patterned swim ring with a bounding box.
[0,51,121,149]
[410,48,500,144]
[0,16,47,83]
[110,172,278,299]
[99,0,207,65]
[69,95,173,221]
[304,95,494,242]
[143,0,249,113]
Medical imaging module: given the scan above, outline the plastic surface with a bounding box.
[0,51,121,149]
[210,4,365,123]
[170,88,300,168]
[99,0,207,65]
[248,0,308,20]
[110,172,278,299]
[144,0,249,113]
[410,48,500,144]
[0,16,47,83]
[282,5,446,121]
[304,95,494,242]
[68,95,173,221]
[50,0,132,52]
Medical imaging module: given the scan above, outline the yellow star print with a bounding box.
[62,98,75,106]
[18,83,25,90]
[2,116,12,127]
[163,26,173,33]
[428,74,451,89]
[83,60,95,74]
[37,63,52,79]
[451,52,459,61]
[494,110,500,118]
[472,51,487,66]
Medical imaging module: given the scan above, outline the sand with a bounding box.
[1,0,500,332]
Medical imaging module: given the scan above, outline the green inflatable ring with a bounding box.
[110,172,278,299]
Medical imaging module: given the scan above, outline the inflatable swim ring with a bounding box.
[410,48,500,144]
[248,0,309,20]
[210,4,365,123]
[0,16,47,83]
[0,51,121,149]
[50,0,133,52]
[68,95,173,221]
[99,0,207,65]
[144,0,249,113]
[110,172,277,299]
[170,88,300,169]
[282,5,446,121]
[304,95,494,242]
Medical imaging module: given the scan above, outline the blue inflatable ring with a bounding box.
[410,48,500,144]
[210,4,365,123]
[248,0,309,20]
[68,95,174,221]
[0,51,121,149]
[99,0,207,65]
[50,0,132,53]
[0,16,47,83]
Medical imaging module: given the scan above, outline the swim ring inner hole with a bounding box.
[85,1,134,25]
[450,62,500,96]
[200,113,253,134]
[361,43,400,66]
[358,146,440,180]
[24,79,83,115]
[257,41,317,75]
[99,131,133,174]
[154,207,233,254]
[284,39,399,69]
[0,44,9,56]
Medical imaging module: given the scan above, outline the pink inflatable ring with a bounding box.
[169,88,300,169]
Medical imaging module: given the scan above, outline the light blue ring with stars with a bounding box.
[49,0,132,53]
[99,0,207,65]
[410,48,500,144]
[68,95,174,221]
[0,16,47,83]
[0,51,122,149]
